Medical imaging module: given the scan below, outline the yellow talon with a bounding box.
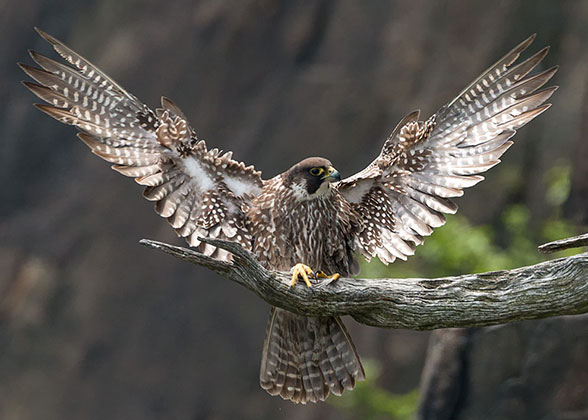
[290,263,314,288]
[315,270,340,282]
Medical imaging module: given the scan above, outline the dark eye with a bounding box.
[309,167,323,176]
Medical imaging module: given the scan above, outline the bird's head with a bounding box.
[284,157,341,200]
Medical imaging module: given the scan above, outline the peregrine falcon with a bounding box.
[20,29,556,403]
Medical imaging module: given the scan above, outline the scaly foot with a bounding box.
[290,263,314,288]
[315,270,341,282]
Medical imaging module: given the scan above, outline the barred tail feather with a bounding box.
[260,308,365,404]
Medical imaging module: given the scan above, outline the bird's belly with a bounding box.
[253,215,348,275]
[249,192,357,276]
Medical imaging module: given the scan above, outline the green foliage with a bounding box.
[545,163,572,208]
[329,360,418,420]
[361,205,576,281]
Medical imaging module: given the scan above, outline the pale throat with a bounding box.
[291,180,333,201]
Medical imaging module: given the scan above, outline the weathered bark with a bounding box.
[538,233,588,253]
[140,237,588,330]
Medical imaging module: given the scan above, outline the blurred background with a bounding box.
[1,0,587,419]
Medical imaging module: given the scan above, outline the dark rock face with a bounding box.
[419,318,588,420]
[1,1,587,419]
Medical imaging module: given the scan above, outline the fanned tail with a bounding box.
[260,307,365,404]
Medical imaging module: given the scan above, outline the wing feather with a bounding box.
[21,29,263,260]
[338,35,556,263]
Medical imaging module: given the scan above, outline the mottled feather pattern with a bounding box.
[338,34,556,264]
[155,109,189,148]
[352,186,418,263]
[249,176,361,276]
[21,28,263,260]
[252,175,365,403]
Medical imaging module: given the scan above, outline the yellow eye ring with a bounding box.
[309,167,323,176]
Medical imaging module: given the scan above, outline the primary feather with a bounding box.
[21,28,263,260]
[338,34,556,264]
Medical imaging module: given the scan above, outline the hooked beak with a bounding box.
[322,166,341,182]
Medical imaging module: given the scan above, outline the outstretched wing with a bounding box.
[337,35,557,264]
[20,28,263,260]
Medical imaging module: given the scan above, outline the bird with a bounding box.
[20,29,556,404]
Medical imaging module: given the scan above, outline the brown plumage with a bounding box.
[20,29,557,403]
[250,158,365,402]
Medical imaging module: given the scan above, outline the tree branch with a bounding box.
[538,233,588,253]
[140,238,588,330]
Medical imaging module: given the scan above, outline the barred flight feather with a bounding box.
[21,28,263,259]
[338,34,556,265]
